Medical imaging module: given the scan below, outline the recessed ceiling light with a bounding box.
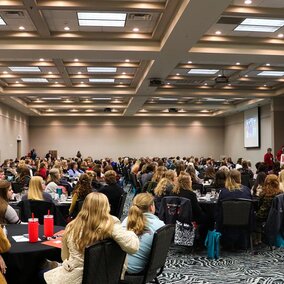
[77,71,82,74]
[9,66,41,72]
[265,63,271,66]
[86,109,94,112]
[64,26,70,31]
[188,69,219,75]
[122,72,126,75]
[70,109,78,112]
[133,28,139,32]
[55,81,58,84]
[245,74,248,77]
[89,78,115,83]
[74,58,79,62]
[46,108,54,112]
[87,67,117,73]
[278,33,284,38]
[187,61,192,64]
[80,81,84,84]
[77,12,126,27]
[3,71,8,74]
[235,25,279,32]
[125,59,130,62]
[204,83,208,85]
[166,82,170,85]
[215,31,222,35]
[236,62,240,65]
[244,0,252,4]
[258,71,284,76]
[21,78,48,83]
[15,81,19,84]
[176,73,180,76]
[64,99,72,103]
[19,26,25,30]
[264,84,267,87]
[48,71,53,74]
[228,83,231,86]
[39,58,44,62]
[0,16,6,26]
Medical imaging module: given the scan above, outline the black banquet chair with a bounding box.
[220,198,254,251]
[82,239,126,284]
[115,191,127,220]
[18,200,66,226]
[124,224,175,284]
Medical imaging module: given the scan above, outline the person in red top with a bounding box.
[38,162,48,180]
[264,148,274,170]
[276,146,284,162]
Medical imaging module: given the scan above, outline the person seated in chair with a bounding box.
[21,176,53,203]
[0,226,11,284]
[216,169,252,249]
[69,173,92,217]
[122,193,165,274]
[0,180,21,224]
[99,170,124,216]
[44,192,139,284]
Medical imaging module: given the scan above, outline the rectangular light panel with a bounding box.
[158,98,178,101]
[89,78,115,83]
[188,69,219,75]
[258,71,284,76]
[87,67,117,73]
[78,12,126,27]
[234,25,279,32]
[92,97,112,100]
[42,97,62,100]
[241,18,284,27]
[9,66,41,72]
[21,78,48,83]
[0,17,6,26]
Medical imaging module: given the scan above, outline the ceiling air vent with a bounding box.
[128,13,152,21]
[3,11,25,18]
[217,17,244,25]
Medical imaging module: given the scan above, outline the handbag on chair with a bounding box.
[174,221,195,247]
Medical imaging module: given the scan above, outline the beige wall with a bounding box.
[0,103,29,161]
[224,104,272,168]
[29,116,225,160]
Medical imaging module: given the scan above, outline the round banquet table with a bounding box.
[3,224,64,284]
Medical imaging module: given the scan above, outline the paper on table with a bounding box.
[12,235,41,242]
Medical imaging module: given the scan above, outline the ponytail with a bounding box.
[127,192,154,235]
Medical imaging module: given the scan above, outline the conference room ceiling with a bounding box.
[0,0,283,117]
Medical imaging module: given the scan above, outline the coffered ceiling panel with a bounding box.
[0,0,282,117]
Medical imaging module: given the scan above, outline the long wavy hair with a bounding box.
[154,178,170,197]
[0,180,10,223]
[28,176,44,200]
[73,173,92,199]
[64,192,114,253]
[261,174,281,197]
[172,171,192,195]
[127,193,154,236]
[225,170,241,191]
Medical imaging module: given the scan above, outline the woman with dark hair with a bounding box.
[15,165,31,189]
[38,162,48,180]
[0,180,21,224]
[213,169,228,192]
[252,172,267,196]
[69,173,92,216]
[99,170,124,217]
[203,166,216,183]
[67,162,83,178]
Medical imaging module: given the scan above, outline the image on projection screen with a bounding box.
[244,107,260,148]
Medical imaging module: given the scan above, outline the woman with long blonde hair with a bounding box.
[122,193,164,274]
[278,169,284,192]
[44,192,139,284]
[21,176,53,202]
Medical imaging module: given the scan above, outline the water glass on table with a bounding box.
[44,214,54,238]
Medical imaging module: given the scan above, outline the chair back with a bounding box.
[18,200,55,224]
[158,196,192,225]
[18,200,66,225]
[221,199,253,227]
[115,191,127,219]
[82,239,126,284]
[11,182,24,193]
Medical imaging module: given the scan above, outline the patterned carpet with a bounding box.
[160,247,284,284]
[122,188,284,284]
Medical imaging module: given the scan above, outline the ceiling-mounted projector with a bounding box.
[149,78,164,87]
[215,75,229,84]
